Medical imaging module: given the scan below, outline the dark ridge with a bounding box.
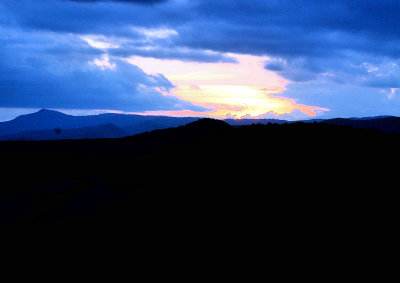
[4,109,400,141]
[0,119,398,248]
[183,118,231,131]
[321,116,400,134]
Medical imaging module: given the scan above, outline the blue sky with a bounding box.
[1,0,400,121]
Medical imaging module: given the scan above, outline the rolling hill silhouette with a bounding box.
[320,116,400,134]
[3,109,400,141]
[1,118,398,239]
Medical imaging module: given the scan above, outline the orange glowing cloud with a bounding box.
[126,54,328,118]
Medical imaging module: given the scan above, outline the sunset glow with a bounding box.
[127,54,328,118]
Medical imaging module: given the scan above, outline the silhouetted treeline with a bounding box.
[1,120,398,242]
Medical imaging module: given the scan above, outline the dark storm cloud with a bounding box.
[3,0,400,58]
[190,0,400,60]
[4,0,399,60]
[0,0,184,36]
[0,27,207,112]
[0,52,206,112]
[109,45,238,63]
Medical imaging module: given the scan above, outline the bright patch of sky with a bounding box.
[126,54,328,118]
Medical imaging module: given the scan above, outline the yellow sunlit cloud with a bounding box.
[126,53,328,118]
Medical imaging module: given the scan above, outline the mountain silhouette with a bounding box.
[0,109,71,135]
[0,109,199,139]
[0,116,398,261]
[1,118,397,229]
[320,116,400,134]
[185,117,232,130]
[4,109,400,141]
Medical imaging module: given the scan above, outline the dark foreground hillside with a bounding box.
[1,119,398,248]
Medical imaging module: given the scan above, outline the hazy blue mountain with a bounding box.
[0,109,199,140]
[0,109,73,135]
[0,123,127,141]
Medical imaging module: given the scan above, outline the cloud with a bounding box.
[5,0,400,61]
[264,53,400,91]
[0,56,205,112]
[110,46,238,63]
[2,0,400,117]
[0,28,207,112]
[239,109,313,121]
[281,80,400,119]
[4,0,400,58]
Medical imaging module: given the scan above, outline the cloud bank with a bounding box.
[1,0,400,118]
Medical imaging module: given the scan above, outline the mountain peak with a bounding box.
[185,118,231,131]
[11,109,69,122]
[38,108,52,113]
[27,109,70,119]
[35,109,67,115]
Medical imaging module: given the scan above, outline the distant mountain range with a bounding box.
[1,109,400,140]
[0,109,198,140]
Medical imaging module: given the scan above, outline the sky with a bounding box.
[1,0,400,121]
